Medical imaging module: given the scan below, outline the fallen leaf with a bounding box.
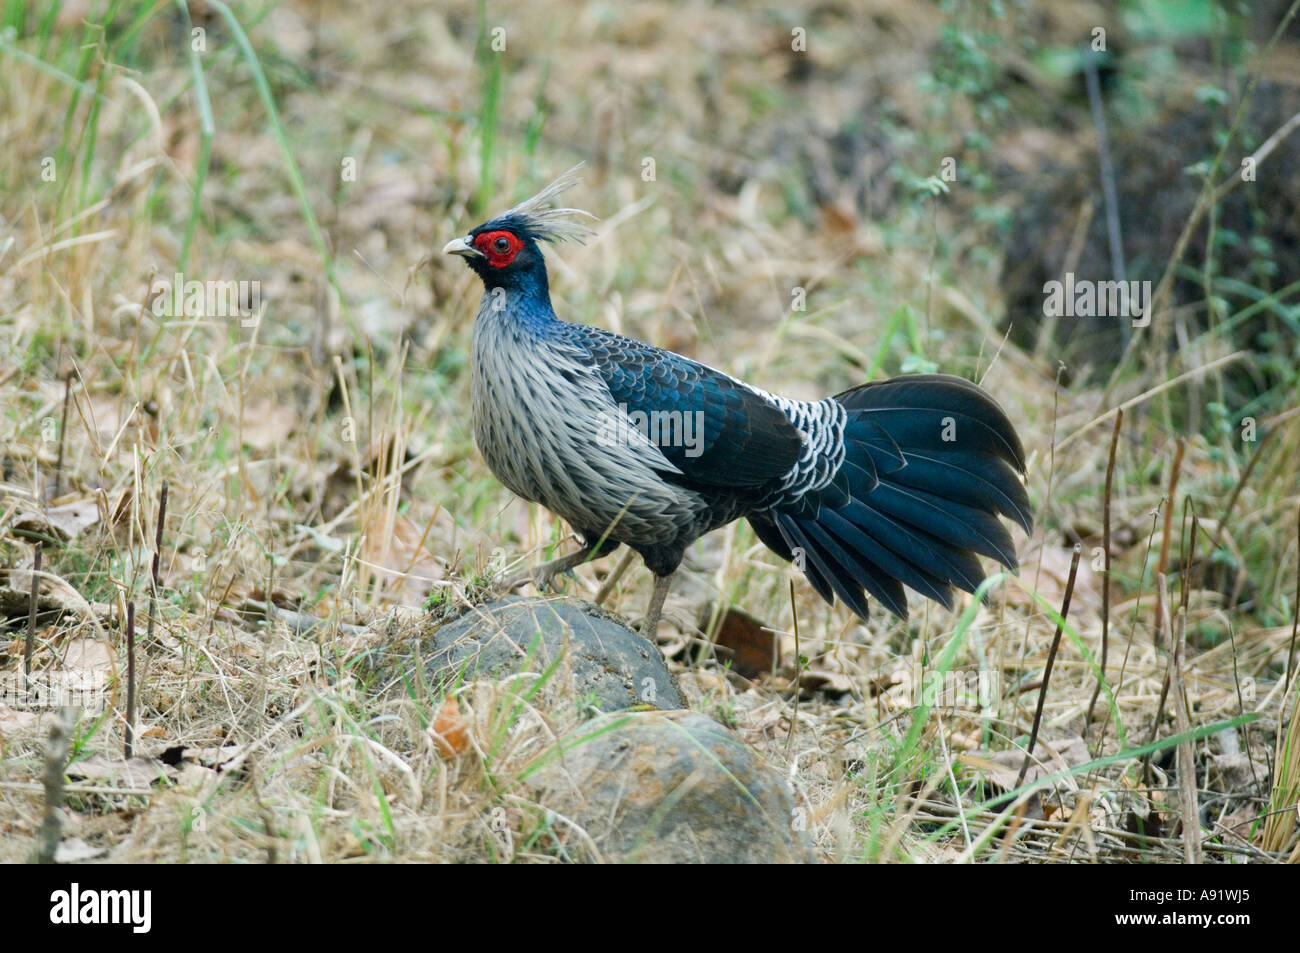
[0,580,93,624]
[173,762,218,790]
[360,512,446,607]
[10,499,100,543]
[62,637,115,685]
[240,398,297,451]
[799,668,857,696]
[54,838,107,863]
[961,734,1091,821]
[430,697,469,758]
[83,393,124,441]
[819,202,858,235]
[0,705,41,732]
[711,606,775,679]
[68,754,173,787]
[188,745,246,770]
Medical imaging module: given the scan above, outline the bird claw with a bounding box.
[535,567,578,593]
[498,571,534,594]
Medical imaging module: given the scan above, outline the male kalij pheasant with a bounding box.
[444,167,1032,636]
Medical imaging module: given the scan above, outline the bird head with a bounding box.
[443,164,595,292]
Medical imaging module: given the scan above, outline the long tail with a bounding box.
[748,374,1032,620]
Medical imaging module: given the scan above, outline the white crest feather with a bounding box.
[499,163,597,243]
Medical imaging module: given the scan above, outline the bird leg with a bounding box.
[501,545,594,593]
[593,548,637,606]
[501,537,615,594]
[639,572,674,637]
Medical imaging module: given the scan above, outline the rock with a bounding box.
[528,709,815,863]
[366,596,681,712]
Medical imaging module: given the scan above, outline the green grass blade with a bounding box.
[207,0,336,287]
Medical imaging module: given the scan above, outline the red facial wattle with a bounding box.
[473,230,524,268]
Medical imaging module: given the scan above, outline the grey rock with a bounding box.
[368,596,681,712]
[528,709,816,863]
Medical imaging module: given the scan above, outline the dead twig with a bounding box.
[53,371,72,500]
[145,481,168,654]
[125,601,137,759]
[1172,520,1200,863]
[1087,409,1123,733]
[32,707,76,864]
[1017,545,1081,789]
[24,542,42,677]
[1154,438,1185,648]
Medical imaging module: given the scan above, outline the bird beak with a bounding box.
[442,236,483,258]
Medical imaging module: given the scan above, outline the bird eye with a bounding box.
[493,236,511,253]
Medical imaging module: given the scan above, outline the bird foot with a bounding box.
[495,543,604,599]
[499,562,577,595]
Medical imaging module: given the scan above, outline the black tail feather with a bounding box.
[775,514,892,618]
[817,508,954,608]
[750,374,1031,621]
[837,374,1027,472]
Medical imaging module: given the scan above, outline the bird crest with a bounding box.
[481,164,597,244]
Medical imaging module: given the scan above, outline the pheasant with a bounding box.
[443,167,1032,637]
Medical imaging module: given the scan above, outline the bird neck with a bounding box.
[478,267,560,335]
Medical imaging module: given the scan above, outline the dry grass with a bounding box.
[0,0,1297,862]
